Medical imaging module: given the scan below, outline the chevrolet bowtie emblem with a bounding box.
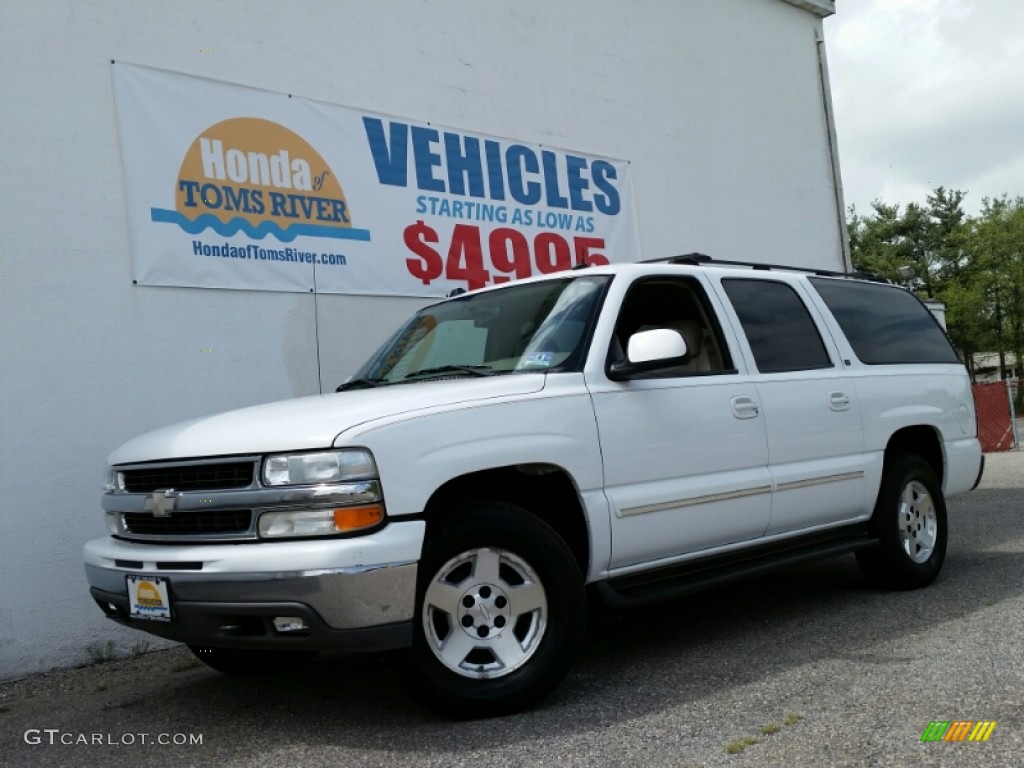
[144,489,179,517]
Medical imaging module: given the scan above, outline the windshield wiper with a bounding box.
[405,364,494,380]
[336,377,387,392]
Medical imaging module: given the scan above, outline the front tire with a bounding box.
[856,453,947,589]
[404,502,585,717]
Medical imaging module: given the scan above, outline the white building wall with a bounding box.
[0,0,840,678]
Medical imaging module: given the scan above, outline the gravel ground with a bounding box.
[1,451,1022,768]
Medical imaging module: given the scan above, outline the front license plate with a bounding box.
[126,575,172,621]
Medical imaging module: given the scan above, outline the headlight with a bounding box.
[104,512,120,535]
[262,449,377,486]
[258,504,385,538]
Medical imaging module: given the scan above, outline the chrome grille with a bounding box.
[121,462,255,492]
[123,510,253,536]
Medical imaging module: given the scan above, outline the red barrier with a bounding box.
[972,382,1016,452]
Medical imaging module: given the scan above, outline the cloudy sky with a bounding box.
[823,0,1024,215]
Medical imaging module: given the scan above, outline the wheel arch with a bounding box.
[422,464,591,578]
[884,425,944,485]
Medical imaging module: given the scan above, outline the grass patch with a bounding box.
[85,639,118,665]
[725,735,759,754]
[761,723,781,735]
[172,657,203,673]
[0,705,10,714]
[784,712,803,726]
[129,640,151,657]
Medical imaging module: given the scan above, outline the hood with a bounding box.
[108,375,546,465]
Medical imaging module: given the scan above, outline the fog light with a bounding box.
[273,616,308,634]
[259,504,385,538]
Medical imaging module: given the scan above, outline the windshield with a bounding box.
[346,275,610,386]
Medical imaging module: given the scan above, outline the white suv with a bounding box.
[84,256,984,716]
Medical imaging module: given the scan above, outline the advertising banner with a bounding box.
[113,63,640,297]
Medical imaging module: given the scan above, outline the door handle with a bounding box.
[731,395,760,419]
[829,391,851,411]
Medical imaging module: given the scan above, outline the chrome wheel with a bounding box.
[898,480,937,563]
[857,454,947,590]
[422,546,548,679]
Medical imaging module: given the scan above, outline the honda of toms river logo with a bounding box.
[150,117,371,243]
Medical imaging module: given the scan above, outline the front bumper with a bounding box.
[83,520,424,652]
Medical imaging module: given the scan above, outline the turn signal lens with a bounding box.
[333,504,384,532]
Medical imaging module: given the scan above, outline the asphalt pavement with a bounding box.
[2,451,1022,768]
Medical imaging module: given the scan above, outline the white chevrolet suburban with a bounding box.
[84,255,984,716]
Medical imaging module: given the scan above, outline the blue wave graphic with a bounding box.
[150,209,371,242]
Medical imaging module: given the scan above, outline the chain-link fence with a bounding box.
[973,381,1019,452]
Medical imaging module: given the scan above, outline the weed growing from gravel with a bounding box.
[725,735,760,754]
[784,712,803,726]
[84,640,118,665]
[130,640,151,656]
[761,723,781,735]
[172,658,203,672]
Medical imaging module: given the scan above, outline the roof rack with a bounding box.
[639,253,886,282]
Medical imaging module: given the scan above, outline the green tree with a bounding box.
[849,189,1024,407]
[968,196,1024,408]
[848,188,968,299]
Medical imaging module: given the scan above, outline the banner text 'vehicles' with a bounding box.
[363,118,620,215]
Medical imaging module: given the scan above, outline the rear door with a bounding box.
[714,277,869,534]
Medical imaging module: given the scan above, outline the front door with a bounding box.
[586,275,772,571]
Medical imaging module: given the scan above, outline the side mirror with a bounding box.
[608,328,687,380]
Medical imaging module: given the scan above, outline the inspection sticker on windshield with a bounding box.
[522,352,554,367]
[126,575,172,621]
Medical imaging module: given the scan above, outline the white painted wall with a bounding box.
[0,0,840,678]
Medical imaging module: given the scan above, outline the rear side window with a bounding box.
[721,279,832,373]
[809,278,960,365]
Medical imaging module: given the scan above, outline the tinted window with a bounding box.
[809,278,959,365]
[722,279,832,373]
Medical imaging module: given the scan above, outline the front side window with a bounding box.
[722,279,832,373]
[609,277,733,376]
[809,278,960,365]
[345,276,610,387]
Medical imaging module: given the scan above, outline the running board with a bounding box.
[597,525,875,608]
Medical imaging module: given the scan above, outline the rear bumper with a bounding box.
[971,453,986,491]
[944,437,984,497]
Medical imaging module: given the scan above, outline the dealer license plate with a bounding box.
[126,575,172,621]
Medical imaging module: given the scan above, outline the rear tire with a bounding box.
[188,645,318,678]
[856,453,947,589]
[402,501,585,718]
